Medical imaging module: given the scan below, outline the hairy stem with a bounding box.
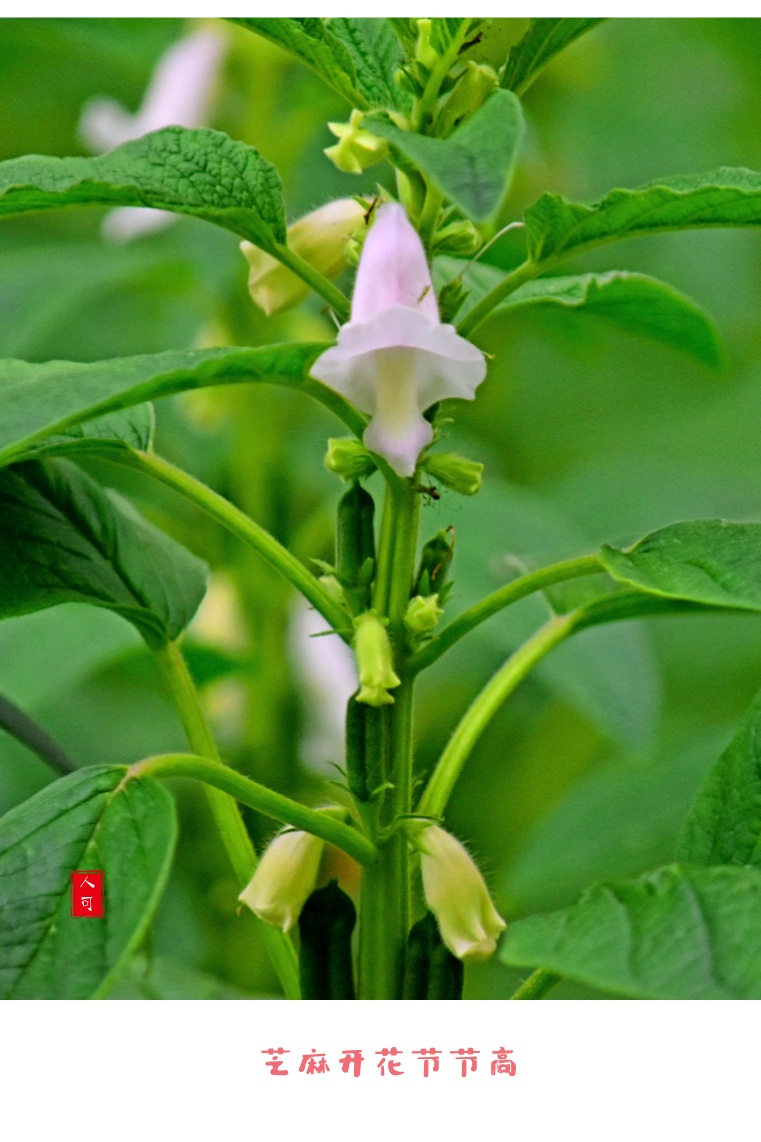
[456,259,538,337]
[418,614,574,818]
[359,479,420,998]
[271,242,351,323]
[131,750,377,866]
[510,968,562,1000]
[410,553,602,674]
[152,641,300,1000]
[121,450,352,640]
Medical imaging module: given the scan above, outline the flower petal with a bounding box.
[351,203,439,323]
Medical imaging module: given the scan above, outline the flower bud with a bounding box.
[238,829,324,932]
[325,437,377,481]
[405,593,444,636]
[437,62,498,137]
[325,109,388,175]
[419,825,506,963]
[415,19,438,70]
[423,452,484,496]
[241,198,365,315]
[432,219,482,257]
[414,527,455,596]
[353,611,401,707]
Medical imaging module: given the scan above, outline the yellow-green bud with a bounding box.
[419,825,506,963]
[325,437,377,481]
[432,218,482,257]
[325,110,388,175]
[437,62,498,137]
[241,198,365,316]
[353,611,401,707]
[405,594,444,635]
[415,19,438,70]
[238,829,324,932]
[424,452,484,496]
[318,574,346,605]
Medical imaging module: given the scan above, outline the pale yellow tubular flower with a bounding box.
[238,829,324,932]
[419,825,506,963]
[241,198,366,316]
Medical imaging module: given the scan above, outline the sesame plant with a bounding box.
[6,17,761,1002]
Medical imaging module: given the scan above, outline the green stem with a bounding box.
[271,242,351,323]
[410,554,602,674]
[152,641,300,999]
[131,750,377,866]
[510,968,562,1000]
[418,182,443,250]
[121,450,353,641]
[418,614,574,818]
[456,259,538,338]
[413,19,473,132]
[359,479,420,998]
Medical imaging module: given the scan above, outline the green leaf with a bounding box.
[0,765,176,999]
[231,18,365,108]
[368,89,525,221]
[526,167,761,265]
[600,520,761,614]
[329,19,408,110]
[0,458,207,648]
[22,406,154,462]
[108,953,261,999]
[506,733,724,915]
[679,689,761,868]
[500,864,761,999]
[501,19,606,95]
[440,260,722,368]
[0,126,286,252]
[0,343,364,470]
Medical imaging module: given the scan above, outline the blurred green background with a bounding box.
[2,17,761,999]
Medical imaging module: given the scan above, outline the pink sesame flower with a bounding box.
[311,203,486,477]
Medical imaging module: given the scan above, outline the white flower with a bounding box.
[79,27,225,241]
[241,198,365,316]
[289,597,357,772]
[238,829,324,932]
[419,825,506,963]
[311,203,486,477]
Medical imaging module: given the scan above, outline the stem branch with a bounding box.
[418,614,574,818]
[121,450,352,640]
[510,968,562,1000]
[152,641,300,999]
[131,750,377,866]
[410,553,602,674]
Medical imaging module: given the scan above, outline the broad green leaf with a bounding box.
[527,167,761,265]
[386,18,416,52]
[22,406,154,462]
[439,260,722,368]
[0,458,207,648]
[501,19,606,95]
[0,765,176,999]
[600,520,761,613]
[679,689,761,868]
[0,126,286,252]
[0,343,364,470]
[571,589,709,632]
[501,864,761,999]
[506,733,724,915]
[329,18,408,110]
[231,18,365,108]
[108,954,262,999]
[368,89,525,221]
